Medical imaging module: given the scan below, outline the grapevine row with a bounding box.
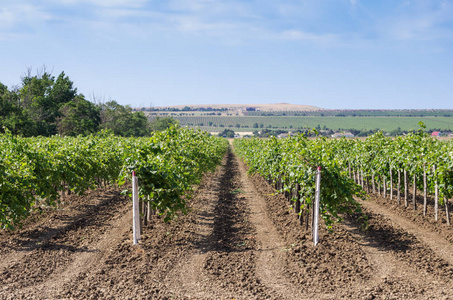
[233,135,364,229]
[0,127,228,229]
[334,130,453,224]
[234,129,453,227]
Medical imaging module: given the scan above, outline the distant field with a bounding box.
[153,116,453,132]
[142,105,453,133]
[244,109,453,117]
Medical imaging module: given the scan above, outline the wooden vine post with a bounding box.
[147,196,153,223]
[366,174,370,193]
[397,169,401,205]
[412,173,417,210]
[389,162,393,201]
[361,169,364,188]
[132,171,141,245]
[404,170,408,207]
[434,165,438,222]
[423,165,427,217]
[313,167,321,246]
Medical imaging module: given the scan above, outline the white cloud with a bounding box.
[279,30,338,44]
[377,1,453,41]
[0,4,51,26]
[168,16,237,32]
[0,3,54,40]
[5,0,450,48]
[52,0,148,8]
[0,8,16,29]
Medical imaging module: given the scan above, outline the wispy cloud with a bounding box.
[0,8,16,29]
[375,0,453,41]
[53,0,148,8]
[279,30,338,43]
[0,3,54,40]
[2,0,452,46]
[0,3,51,27]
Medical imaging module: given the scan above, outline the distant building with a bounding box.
[331,132,355,138]
[432,131,442,137]
[246,107,256,111]
[277,132,295,139]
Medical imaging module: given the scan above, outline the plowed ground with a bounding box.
[1,148,452,299]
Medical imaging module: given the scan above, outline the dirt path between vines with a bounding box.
[160,153,231,299]
[163,148,304,299]
[235,157,307,299]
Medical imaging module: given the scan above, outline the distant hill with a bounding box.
[135,104,453,135]
[138,103,322,114]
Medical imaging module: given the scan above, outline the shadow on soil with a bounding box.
[345,210,416,254]
[196,148,254,254]
[4,191,126,253]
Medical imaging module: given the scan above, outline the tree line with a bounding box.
[0,69,175,137]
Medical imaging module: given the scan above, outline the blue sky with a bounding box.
[1,0,452,109]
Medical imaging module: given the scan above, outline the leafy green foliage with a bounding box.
[99,100,150,137]
[343,130,453,203]
[0,127,228,229]
[1,70,151,137]
[149,116,179,131]
[217,129,235,138]
[57,95,101,136]
[234,135,364,229]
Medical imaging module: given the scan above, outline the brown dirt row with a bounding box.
[359,198,453,266]
[0,188,132,299]
[1,148,453,299]
[248,168,453,299]
[369,192,453,243]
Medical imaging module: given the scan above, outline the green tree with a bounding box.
[0,83,34,136]
[19,70,55,135]
[149,116,179,131]
[99,100,150,136]
[57,95,100,136]
[48,72,78,108]
[218,129,235,138]
[17,69,78,136]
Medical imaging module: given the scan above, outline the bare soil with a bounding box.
[1,148,453,299]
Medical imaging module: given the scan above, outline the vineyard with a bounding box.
[234,135,364,229]
[1,129,453,298]
[234,129,453,226]
[152,115,453,133]
[243,109,453,117]
[0,127,228,229]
